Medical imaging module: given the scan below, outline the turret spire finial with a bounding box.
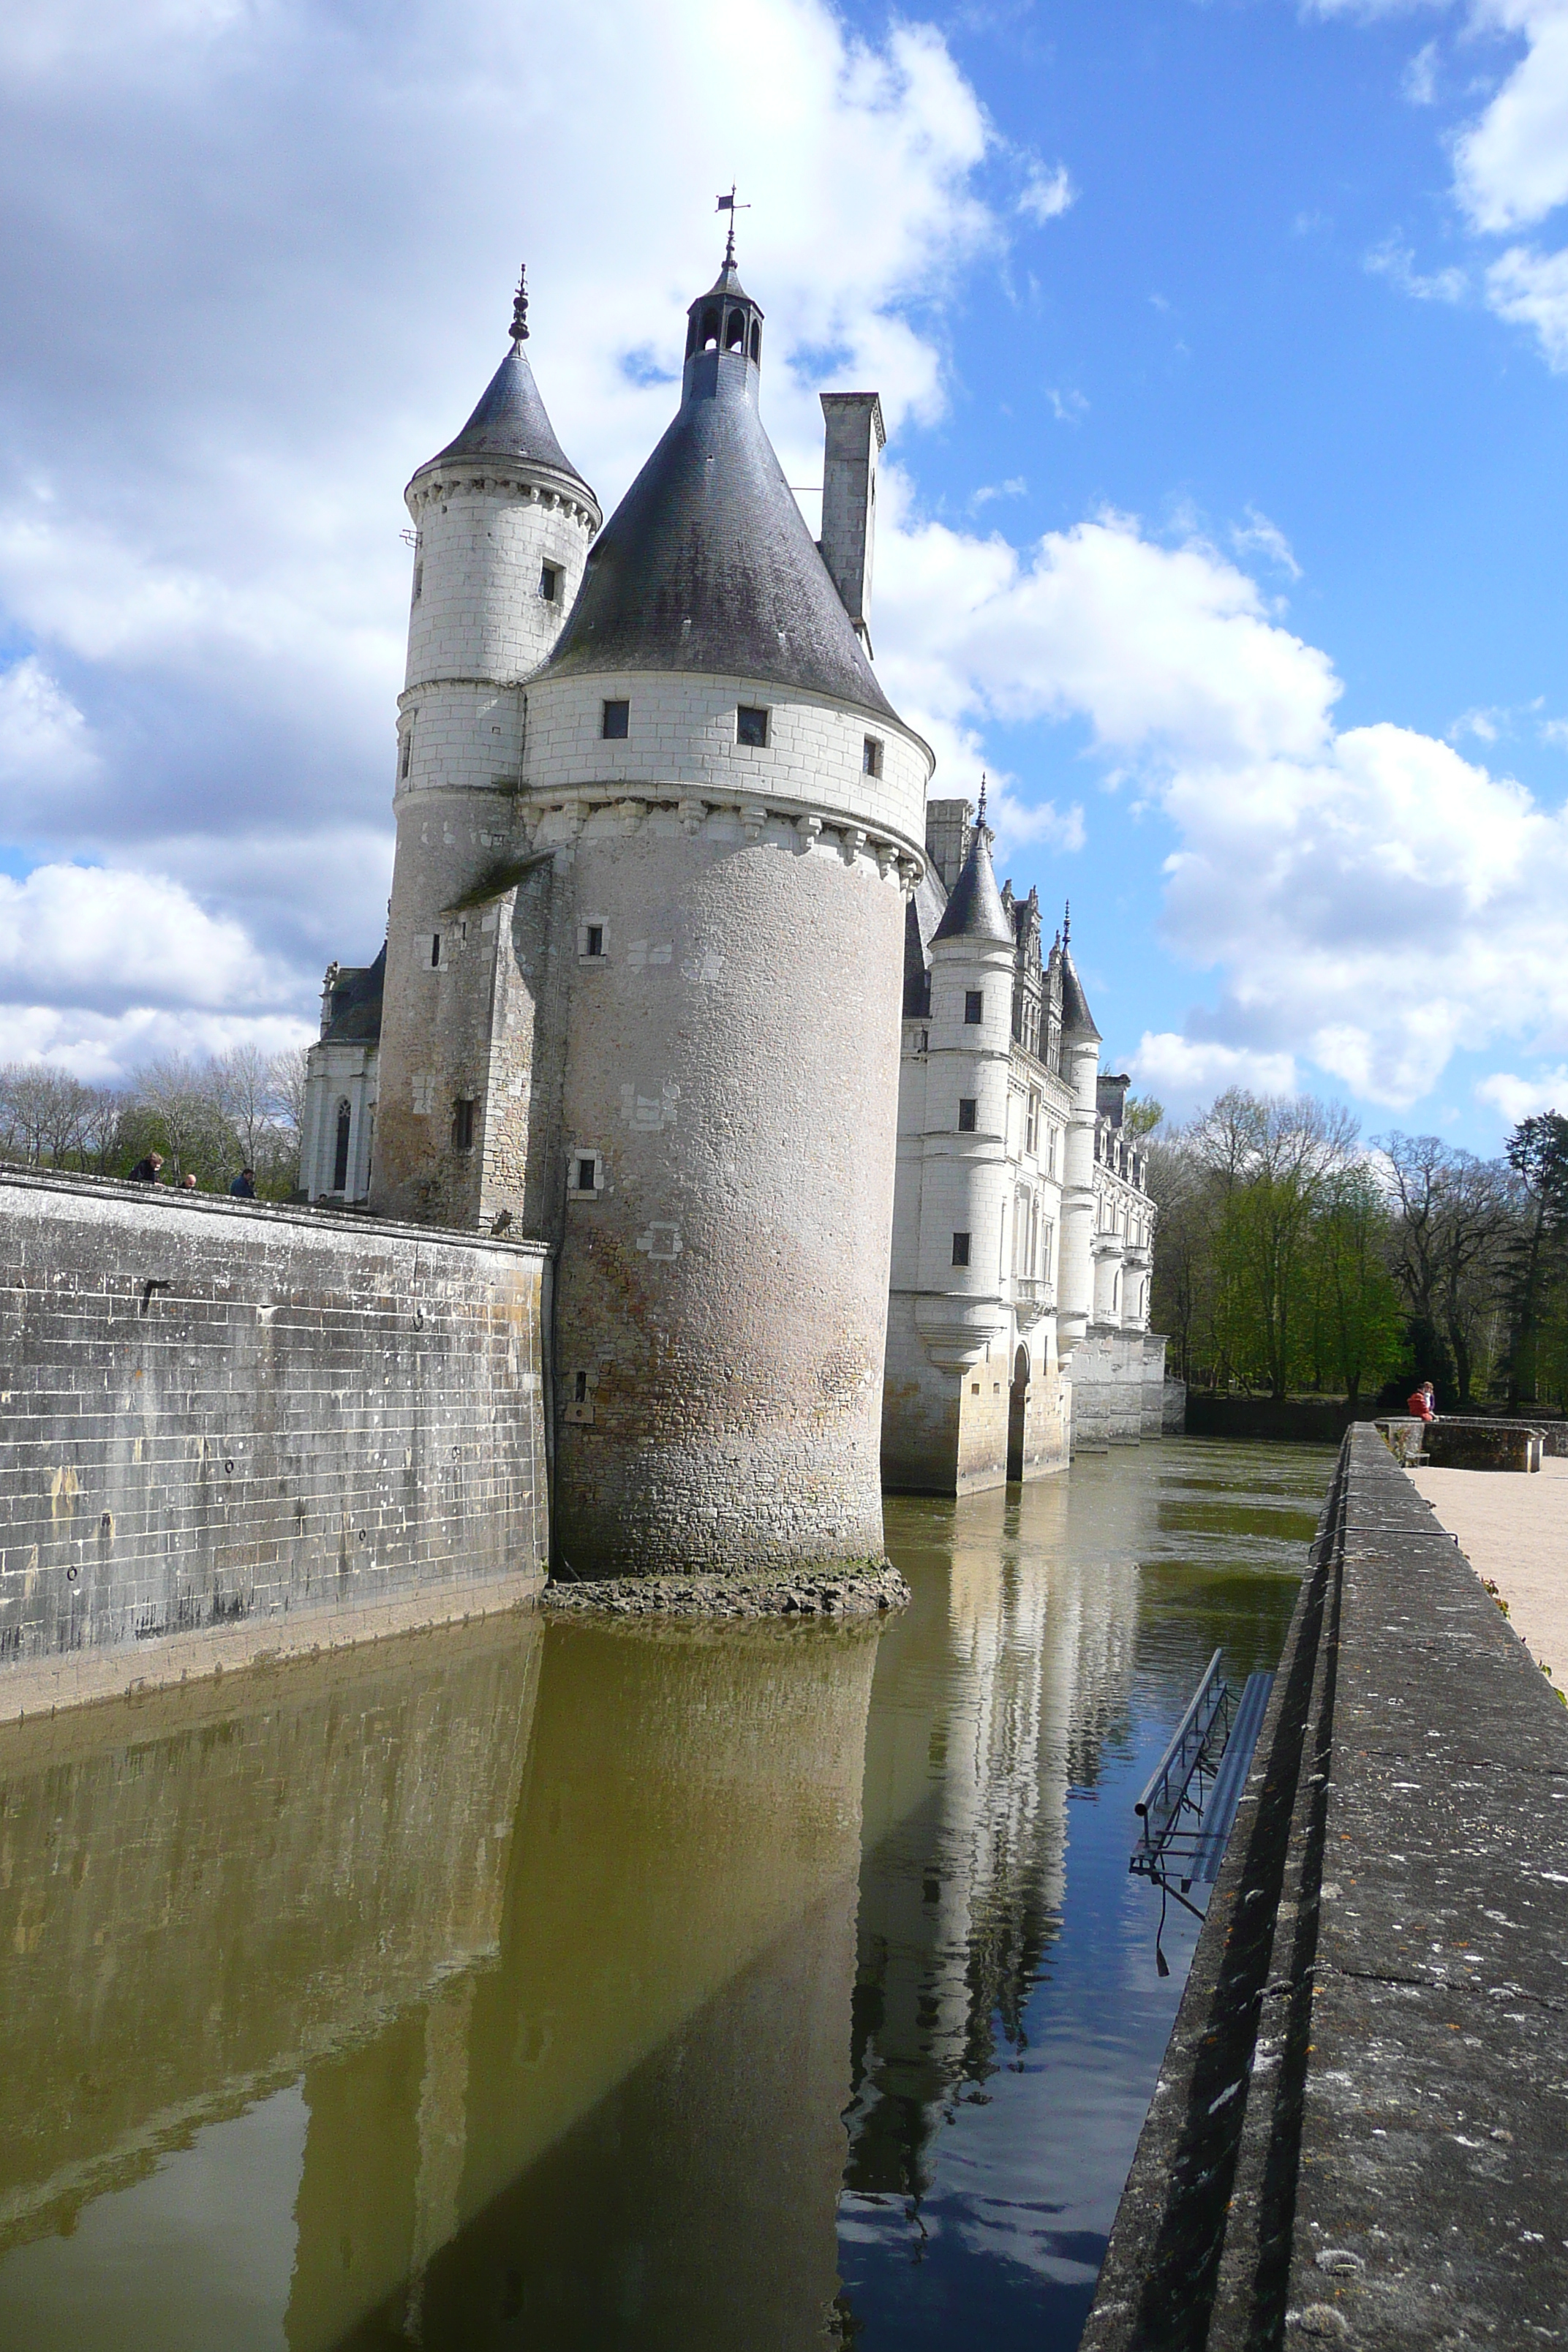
[976,772,988,830]
[510,263,529,344]
[716,183,750,270]
[1063,898,1071,947]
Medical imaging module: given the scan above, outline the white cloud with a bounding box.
[1229,507,1303,580]
[1403,39,1441,101]
[0,656,100,792]
[1130,1034,1300,1105]
[1047,388,1089,425]
[1485,238,1568,362]
[0,1005,314,1087]
[1450,703,1503,739]
[0,862,286,1012]
[1454,0,1568,234]
[1018,162,1076,225]
[970,476,1028,509]
[1365,234,1469,303]
[1477,1063,1568,1120]
[1540,715,1568,745]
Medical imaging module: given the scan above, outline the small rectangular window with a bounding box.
[1026,1089,1040,1154]
[602,698,630,740]
[540,562,562,603]
[862,735,883,777]
[411,562,423,604]
[957,1097,977,1133]
[736,704,769,747]
[452,1098,475,1151]
[573,1155,599,1194]
[429,932,442,970]
[399,735,412,780]
[951,1232,971,1267]
[585,924,604,958]
[574,1369,589,1403]
[964,990,983,1025]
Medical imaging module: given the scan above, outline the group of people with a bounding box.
[127,1152,257,1199]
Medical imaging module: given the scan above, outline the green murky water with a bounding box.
[0,1438,1329,2351]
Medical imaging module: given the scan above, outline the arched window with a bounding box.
[725,308,747,352]
[333,1100,351,1194]
[750,320,761,362]
[701,306,720,350]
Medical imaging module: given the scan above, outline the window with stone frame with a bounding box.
[736,705,769,748]
[951,1232,971,1267]
[601,699,630,740]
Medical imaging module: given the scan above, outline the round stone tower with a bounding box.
[373,271,602,1224]
[524,246,935,1577]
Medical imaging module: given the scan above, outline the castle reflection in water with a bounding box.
[0,1445,1319,2352]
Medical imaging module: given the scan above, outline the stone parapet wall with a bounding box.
[1084,1423,1568,2350]
[0,1174,549,1716]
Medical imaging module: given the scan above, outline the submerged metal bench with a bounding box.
[1131,1650,1275,1899]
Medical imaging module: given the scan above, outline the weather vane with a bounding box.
[715,184,750,267]
[510,263,529,343]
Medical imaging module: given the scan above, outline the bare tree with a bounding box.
[1376,1134,1512,1406]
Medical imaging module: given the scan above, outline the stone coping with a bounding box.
[1083,1421,1568,2351]
[0,1164,549,1259]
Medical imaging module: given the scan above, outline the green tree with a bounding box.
[1501,1112,1568,1406]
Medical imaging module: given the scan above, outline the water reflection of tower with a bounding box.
[845,1477,1141,2204]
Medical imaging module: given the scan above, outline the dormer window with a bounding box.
[736,705,769,748]
[540,562,562,603]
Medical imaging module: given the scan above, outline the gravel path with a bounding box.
[1410,1453,1568,1694]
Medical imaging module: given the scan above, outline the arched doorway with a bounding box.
[1006,1343,1030,1482]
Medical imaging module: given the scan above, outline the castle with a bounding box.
[301,249,1163,1572]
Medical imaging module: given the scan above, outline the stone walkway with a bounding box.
[1411,1452,1568,1693]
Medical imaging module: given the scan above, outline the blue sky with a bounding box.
[1,0,1565,1147]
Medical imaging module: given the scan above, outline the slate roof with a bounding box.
[420,344,593,501]
[1058,942,1101,1041]
[930,820,1014,947]
[320,946,385,1047]
[538,342,895,718]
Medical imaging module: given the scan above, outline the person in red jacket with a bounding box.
[1408,1380,1436,1422]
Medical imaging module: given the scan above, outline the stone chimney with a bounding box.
[818,392,885,653]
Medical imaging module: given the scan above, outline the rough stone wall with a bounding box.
[544,807,908,1574]
[0,1175,549,1703]
[882,1304,1068,1495]
[1067,1329,1155,1447]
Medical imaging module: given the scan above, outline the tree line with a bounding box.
[0,1047,310,1199]
[1143,1088,1568,1411]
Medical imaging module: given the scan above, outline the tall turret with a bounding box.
[1055,905,1102,1357]
[911,788,1015,1384]
[373,271,601,1222]
[516,239,934,1576]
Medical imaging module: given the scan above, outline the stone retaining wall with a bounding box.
[0,1172,550,1718]
[1084,1421,1568,2350]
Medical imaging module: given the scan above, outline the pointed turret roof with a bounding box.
[538,244,894,718]
[415,268,594,502]
[931,796,1013,947]
[1058,905,1101,1039]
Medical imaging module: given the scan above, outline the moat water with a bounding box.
[0,1438,1329,2352]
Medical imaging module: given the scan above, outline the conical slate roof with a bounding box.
[931,818,1013,947]
[421,344,592,498]
[1059,940,1101,1041]
[539,333,894,718]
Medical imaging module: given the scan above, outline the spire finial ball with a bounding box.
[510,263,529,343]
